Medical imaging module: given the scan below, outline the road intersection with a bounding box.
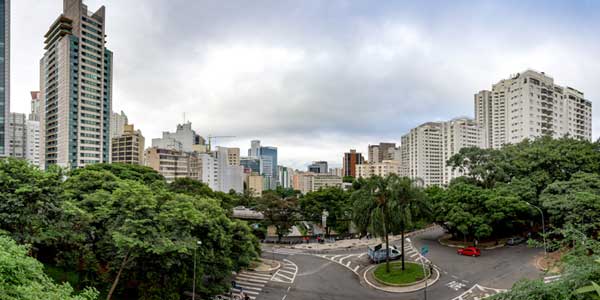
[253,226,543,300]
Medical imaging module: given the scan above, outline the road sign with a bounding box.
[421,245,429,256]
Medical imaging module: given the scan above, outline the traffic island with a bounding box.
[250,258,281,272]
[363,261,440,293]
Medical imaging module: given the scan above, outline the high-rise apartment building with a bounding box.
[110,110,128,139]
[475,70,592,149]
[343,149,364,177]
[25,119,40,166]
[29,91,41,121]
[198,152,218,191]
[400,118,483,186]
[39,0,112,169]
[0,0,9,157]
[308,161,328,174]
[441,118,483,185]
[245,172,263,197]
[111,124,144,165]
[215,146,244,193]
[8,112,25,158]
[278,165,291,189]
[259,146,278,189]
[368,143,396,163]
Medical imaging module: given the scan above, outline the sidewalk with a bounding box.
[277,225,440,252]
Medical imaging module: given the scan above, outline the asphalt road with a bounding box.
[258,227,544,300]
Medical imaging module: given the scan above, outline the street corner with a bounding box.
[451,284,507,300]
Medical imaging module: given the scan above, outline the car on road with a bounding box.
[457,246,481,257]
[507,236,526,246]
[368,244,402,263]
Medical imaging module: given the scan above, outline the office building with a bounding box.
[245,172,263,197]
[249,140,261,157]
[260,145,278,189]
[152,122,205,152]
[400,118,483,186]
[278,165,291,189]
[356,160,401,179]
[29,91,41,121]
[110,110,127,138]
[145,147,200,182]
[475,70,592,149]
[240,156,261,173]
[0,0,9,157]
[25,119,40,166]
[343,149,364,177]
[8,112,25,158]
[308,161,328,173]
[111,124,144,165]
[368,143,396,163]
[39,0,112,169]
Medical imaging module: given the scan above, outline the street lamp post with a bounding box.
[192,240,202,300]
[527,203,546,256]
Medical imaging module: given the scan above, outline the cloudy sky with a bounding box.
[11,0,600,169]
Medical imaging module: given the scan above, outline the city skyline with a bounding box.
[10,0,600,168]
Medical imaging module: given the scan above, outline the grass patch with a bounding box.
[373,262,427,285]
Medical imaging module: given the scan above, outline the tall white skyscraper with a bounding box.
[39,0,112,169]
[475,70,592,149]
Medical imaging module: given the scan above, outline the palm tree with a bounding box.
[388,176,431,271]
[351,175,395,272]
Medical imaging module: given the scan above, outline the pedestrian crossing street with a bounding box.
[215,270,272,300]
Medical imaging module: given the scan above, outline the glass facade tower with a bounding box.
[0,0,9,156]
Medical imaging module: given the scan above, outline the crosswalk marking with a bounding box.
[215,269,272,300]
[270,259,298,283]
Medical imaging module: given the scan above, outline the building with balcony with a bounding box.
[111,124,144,165]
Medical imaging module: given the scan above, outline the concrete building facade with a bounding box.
[111,124,144,165]
[245,172,263,197]
[475,70,592,149]
[39,0,112,169]
[25,119,40,166]
[308,161,328,174]
[145,147,200,182]
[30,91,41,121]
[368,142,396,163]
[343,149,364,177]
[8,112,25,158]
[152,122,204,152]
[356,160,401,179]
[400,118,483,186]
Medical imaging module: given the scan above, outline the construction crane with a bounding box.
[207,135,236,151]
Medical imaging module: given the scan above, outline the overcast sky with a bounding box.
[11,0,600,169]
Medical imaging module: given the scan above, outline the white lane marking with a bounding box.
[237,273,270,280]
[345,261,351,267]
[339,254,354,264]
[232,288,259,295]
[241,271,272,278]
[353,265,360,272]
[278,270,296,276]
[358,253,367,258]
[235,276,268,284]
[235,285,262,291]
[235,280,265,287]
[275,273,293,281]
[331,255,343,260]
[282,295,287,300]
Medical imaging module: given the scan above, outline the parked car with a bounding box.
[507,236,525,246]
[457,246,481,257]
[367,244,402,263]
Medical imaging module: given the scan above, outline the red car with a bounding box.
[457,246,481,257]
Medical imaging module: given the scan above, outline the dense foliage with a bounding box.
[436,137,600,241]
[0,235,98,300]
[0,159,259,300]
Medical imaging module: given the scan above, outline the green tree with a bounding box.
[351,175,395,272]
[0,235,98,300]
[256,191,299,242]
[541,172,600,236]
[0,158,64,245]
[299,187,351,236]
[388,176,430,270]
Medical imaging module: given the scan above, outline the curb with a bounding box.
[362,263,440,293]
[438,237,505,250]
[535,256,549,272]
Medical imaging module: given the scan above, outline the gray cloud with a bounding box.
[11,1,600,169]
